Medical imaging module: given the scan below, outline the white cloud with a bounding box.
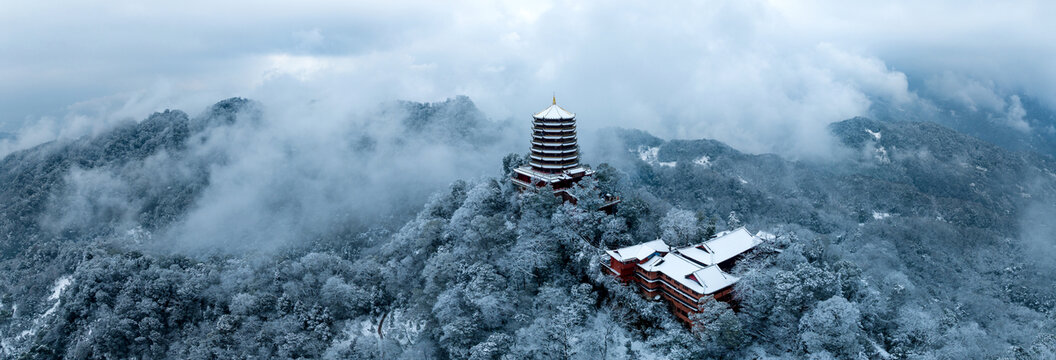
[1,0,1053,158]
[1006,95,1031,133]
[923,73,1007,112]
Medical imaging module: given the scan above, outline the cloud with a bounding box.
[25,95,522,254]
[1005,95,1031,133]
[923,73,1007,112]
[155,97,520,252]
[1,0,1054,159]
[1018,176,1056,272]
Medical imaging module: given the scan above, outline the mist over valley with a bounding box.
[2,1,1056,358]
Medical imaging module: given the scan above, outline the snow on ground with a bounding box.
[693,155,711,168]
[323,321,359,357]
[343,309,427,347]
[48,276,71,302]
[865,129,882,140]
[874,146,890,163]
[0,330,12,356]
[43,276,72,317]
[634,146,676,167]
[869,338,895,359]
[872,211,892,220]
[1,276,73,357]
[636,146,659,163]
[630,341,665,360]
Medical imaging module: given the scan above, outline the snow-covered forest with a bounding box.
[0,97,1054,359]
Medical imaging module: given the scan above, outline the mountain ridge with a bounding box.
[1,97,1054,358]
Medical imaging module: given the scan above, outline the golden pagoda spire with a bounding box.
[553,94,556,105]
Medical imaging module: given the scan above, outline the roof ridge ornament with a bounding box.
[553,94,556,105]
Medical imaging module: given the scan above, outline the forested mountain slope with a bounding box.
[1,97,1054,359]
[588,116,1056,357]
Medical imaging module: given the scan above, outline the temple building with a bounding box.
[511,98,619,209]
[602,227,765,324]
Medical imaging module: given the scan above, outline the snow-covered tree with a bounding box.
[660,208,700,247]
[799,296,863,358]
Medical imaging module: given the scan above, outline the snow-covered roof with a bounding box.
[605,227,762,301]
[689,266,739,294]
[533,103,575,120]
[677,227,761,266]
[639,255,664,268]
[637,253,737,296]
[606,239,670,262]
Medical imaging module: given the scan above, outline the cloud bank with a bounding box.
[1,0,1054,159]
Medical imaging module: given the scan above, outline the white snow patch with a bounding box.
[875,146,890,163]
[630,341,666,360]
[0,336,14,357]
[975,165,988,172]
[872,211,892,220]
[635,146,676,167]
[865,129,882,140]
[869,338,894,359]
[693,155,711,167]
[2,276,73,356]
[42,276,72,317]
[737,176,748,184]
[636,146,660,163]
[48,276,72,301]
[325,321,359,356]
[354,309,426,346]
[126,226,152,243]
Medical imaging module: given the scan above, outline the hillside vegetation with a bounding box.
[1,97,1054,359]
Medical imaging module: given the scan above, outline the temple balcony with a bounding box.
[530,154,579,162]
[532,147,579,155]
[532,134,577,140]
[532,119,575,127]
[531,140,577,147]
[532,124,576,131]
[530,160,580,169]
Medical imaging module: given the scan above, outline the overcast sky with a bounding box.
[2,0,1054,157]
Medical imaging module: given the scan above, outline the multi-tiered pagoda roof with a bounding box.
[511,98,619,211]
[511,98,594,191]
[529,97,580,173]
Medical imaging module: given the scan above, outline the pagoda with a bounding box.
[511,98,619,209]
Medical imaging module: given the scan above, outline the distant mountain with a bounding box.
[0,99,260,258]
[0,96,514,259]
[387,95,507,149]
[603,116,1056,233]
[870,93,1056,157]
